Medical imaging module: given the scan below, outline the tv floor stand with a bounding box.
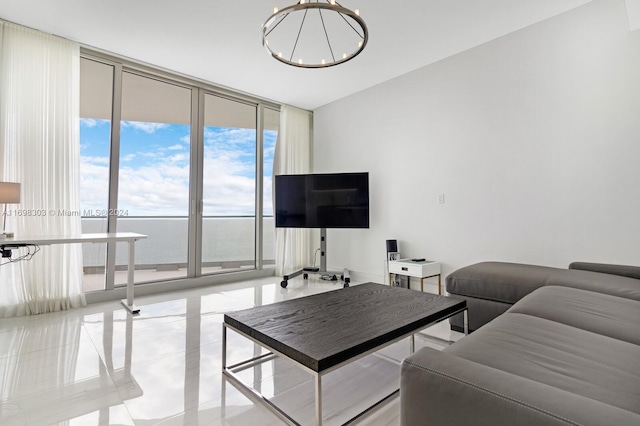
[280,228,350,288]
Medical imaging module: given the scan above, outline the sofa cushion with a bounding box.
[446,261,560,304]
[402,348,640,426]
[446,261,640,306]
[570,261,640,280]
[444,313,640,415]
[508,286,640,345]
[545,269,640,301]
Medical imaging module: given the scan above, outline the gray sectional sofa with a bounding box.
[447,261,640,332]
[400,261,640,425]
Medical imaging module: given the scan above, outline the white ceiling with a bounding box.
[0,0,593,110]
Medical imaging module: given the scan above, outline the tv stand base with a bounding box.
[280,268,350,288]
[280,228,351,288]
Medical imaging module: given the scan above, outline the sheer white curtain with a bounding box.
[273,104,314,276]
[0,22,85,317]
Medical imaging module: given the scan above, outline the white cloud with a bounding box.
[117,164,190,215]
[122,121,168,134]
[79,157,109,210]
[167,153,189,164]
[204,128,255,146]
[264,143,275,159]
[80,118,98,127]
[82,156,110,165]
[80,125,266,216]
[110,147,260,216]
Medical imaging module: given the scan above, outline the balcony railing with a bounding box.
[81,216,275,292]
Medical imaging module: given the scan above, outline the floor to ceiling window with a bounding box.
[201,93,257,274]
[79,51,279,292]
[114,72,192,285]
[79,57,113,292]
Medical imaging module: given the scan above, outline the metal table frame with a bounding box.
[222,307,468,425]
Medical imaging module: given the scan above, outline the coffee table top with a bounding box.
[224,282,466,372]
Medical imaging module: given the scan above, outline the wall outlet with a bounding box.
[438,193,445,204]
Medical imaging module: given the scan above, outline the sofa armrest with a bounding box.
[569,262,640,280]
[400,348,640,426]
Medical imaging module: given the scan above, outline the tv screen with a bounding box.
[275,172,369,229]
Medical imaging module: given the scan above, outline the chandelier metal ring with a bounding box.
[261,1,368,69]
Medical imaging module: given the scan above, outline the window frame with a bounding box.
[80,48,280,298]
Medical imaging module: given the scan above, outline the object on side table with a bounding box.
[386,239,398,260]
[386,239,400,285]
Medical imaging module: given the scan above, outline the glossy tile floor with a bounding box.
[0,276,463,426]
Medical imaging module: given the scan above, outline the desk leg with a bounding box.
[420,278,424,292]
[438,275,441,295]
[121,240,140,314]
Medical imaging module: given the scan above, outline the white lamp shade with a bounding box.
[0,182,21,204]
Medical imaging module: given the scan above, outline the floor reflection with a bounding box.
[0,315,134,425]
[0,276,461,425]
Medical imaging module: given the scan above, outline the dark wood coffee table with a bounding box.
[222,282,467,425]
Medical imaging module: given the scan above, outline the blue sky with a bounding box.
[80,119,276,216]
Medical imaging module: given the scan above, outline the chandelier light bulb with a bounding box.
[274,6,278,13]
[298,59,303,64]
[278,52,283,58]
[322,59,326,65]
[355,9,359,16]
[330,0,336,5]
[343,53,347,59]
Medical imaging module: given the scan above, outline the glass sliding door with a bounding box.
[201,94,257,274]
[79,50,281,294]
[115,72,192,284]
[79,58,114,292]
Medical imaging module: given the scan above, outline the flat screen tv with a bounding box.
[275,172,369,229]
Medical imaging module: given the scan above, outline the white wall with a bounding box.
[313,0,640,285]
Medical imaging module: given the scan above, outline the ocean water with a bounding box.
[81,217,276,268]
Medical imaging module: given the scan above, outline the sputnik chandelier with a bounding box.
[261,0,368,68]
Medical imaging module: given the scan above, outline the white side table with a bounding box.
[388,259,442,294]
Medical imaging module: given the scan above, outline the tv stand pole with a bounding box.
[319,227,327,272]
[280,228,350,288]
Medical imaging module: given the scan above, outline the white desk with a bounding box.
[388,258,442,294]
[0,232,147,314]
